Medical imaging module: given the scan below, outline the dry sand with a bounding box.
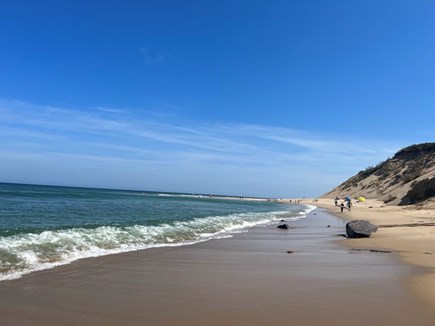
[0,208,434,325]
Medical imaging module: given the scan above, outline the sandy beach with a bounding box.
[308,197,435,308]
[0,207,434,325]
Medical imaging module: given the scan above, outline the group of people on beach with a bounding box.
[334,197,352,212]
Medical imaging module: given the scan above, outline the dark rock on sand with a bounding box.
[346,220,377,238]
[277,224,289,229]
[286,250,294,254]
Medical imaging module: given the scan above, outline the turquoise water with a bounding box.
[0,183,312,280]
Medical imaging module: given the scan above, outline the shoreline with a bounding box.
[1,208,434,325]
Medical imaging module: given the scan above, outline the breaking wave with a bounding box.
[0,206,314,281]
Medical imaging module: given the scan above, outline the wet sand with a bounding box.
[0,209,433,325]
[312,198,435,307]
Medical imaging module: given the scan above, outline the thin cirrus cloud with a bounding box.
[0,99,400,196]
[96,107,128,114]
[140,48,165,65]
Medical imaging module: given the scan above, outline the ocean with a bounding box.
[0,183,313,281]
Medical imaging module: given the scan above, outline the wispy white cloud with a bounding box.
[0,99,402,196]
[95,107,128,114]
[0,126,57,140]
[140,48,165,65]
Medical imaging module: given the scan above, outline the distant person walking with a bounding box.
[340,202,345,213]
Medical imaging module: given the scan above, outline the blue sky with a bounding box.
[0,1,434,197]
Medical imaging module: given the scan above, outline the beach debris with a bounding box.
[351,248,391,253]
[346,220,378,238]
[369,249,391,253]
[280,219,286,222]
[286,250,294,254]
[277,224,289,229]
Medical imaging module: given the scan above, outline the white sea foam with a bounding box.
[302,204,316,215]
[157,193,202,198]
[0,207,311,281]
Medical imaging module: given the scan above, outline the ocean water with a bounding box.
[0,183,313,281]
